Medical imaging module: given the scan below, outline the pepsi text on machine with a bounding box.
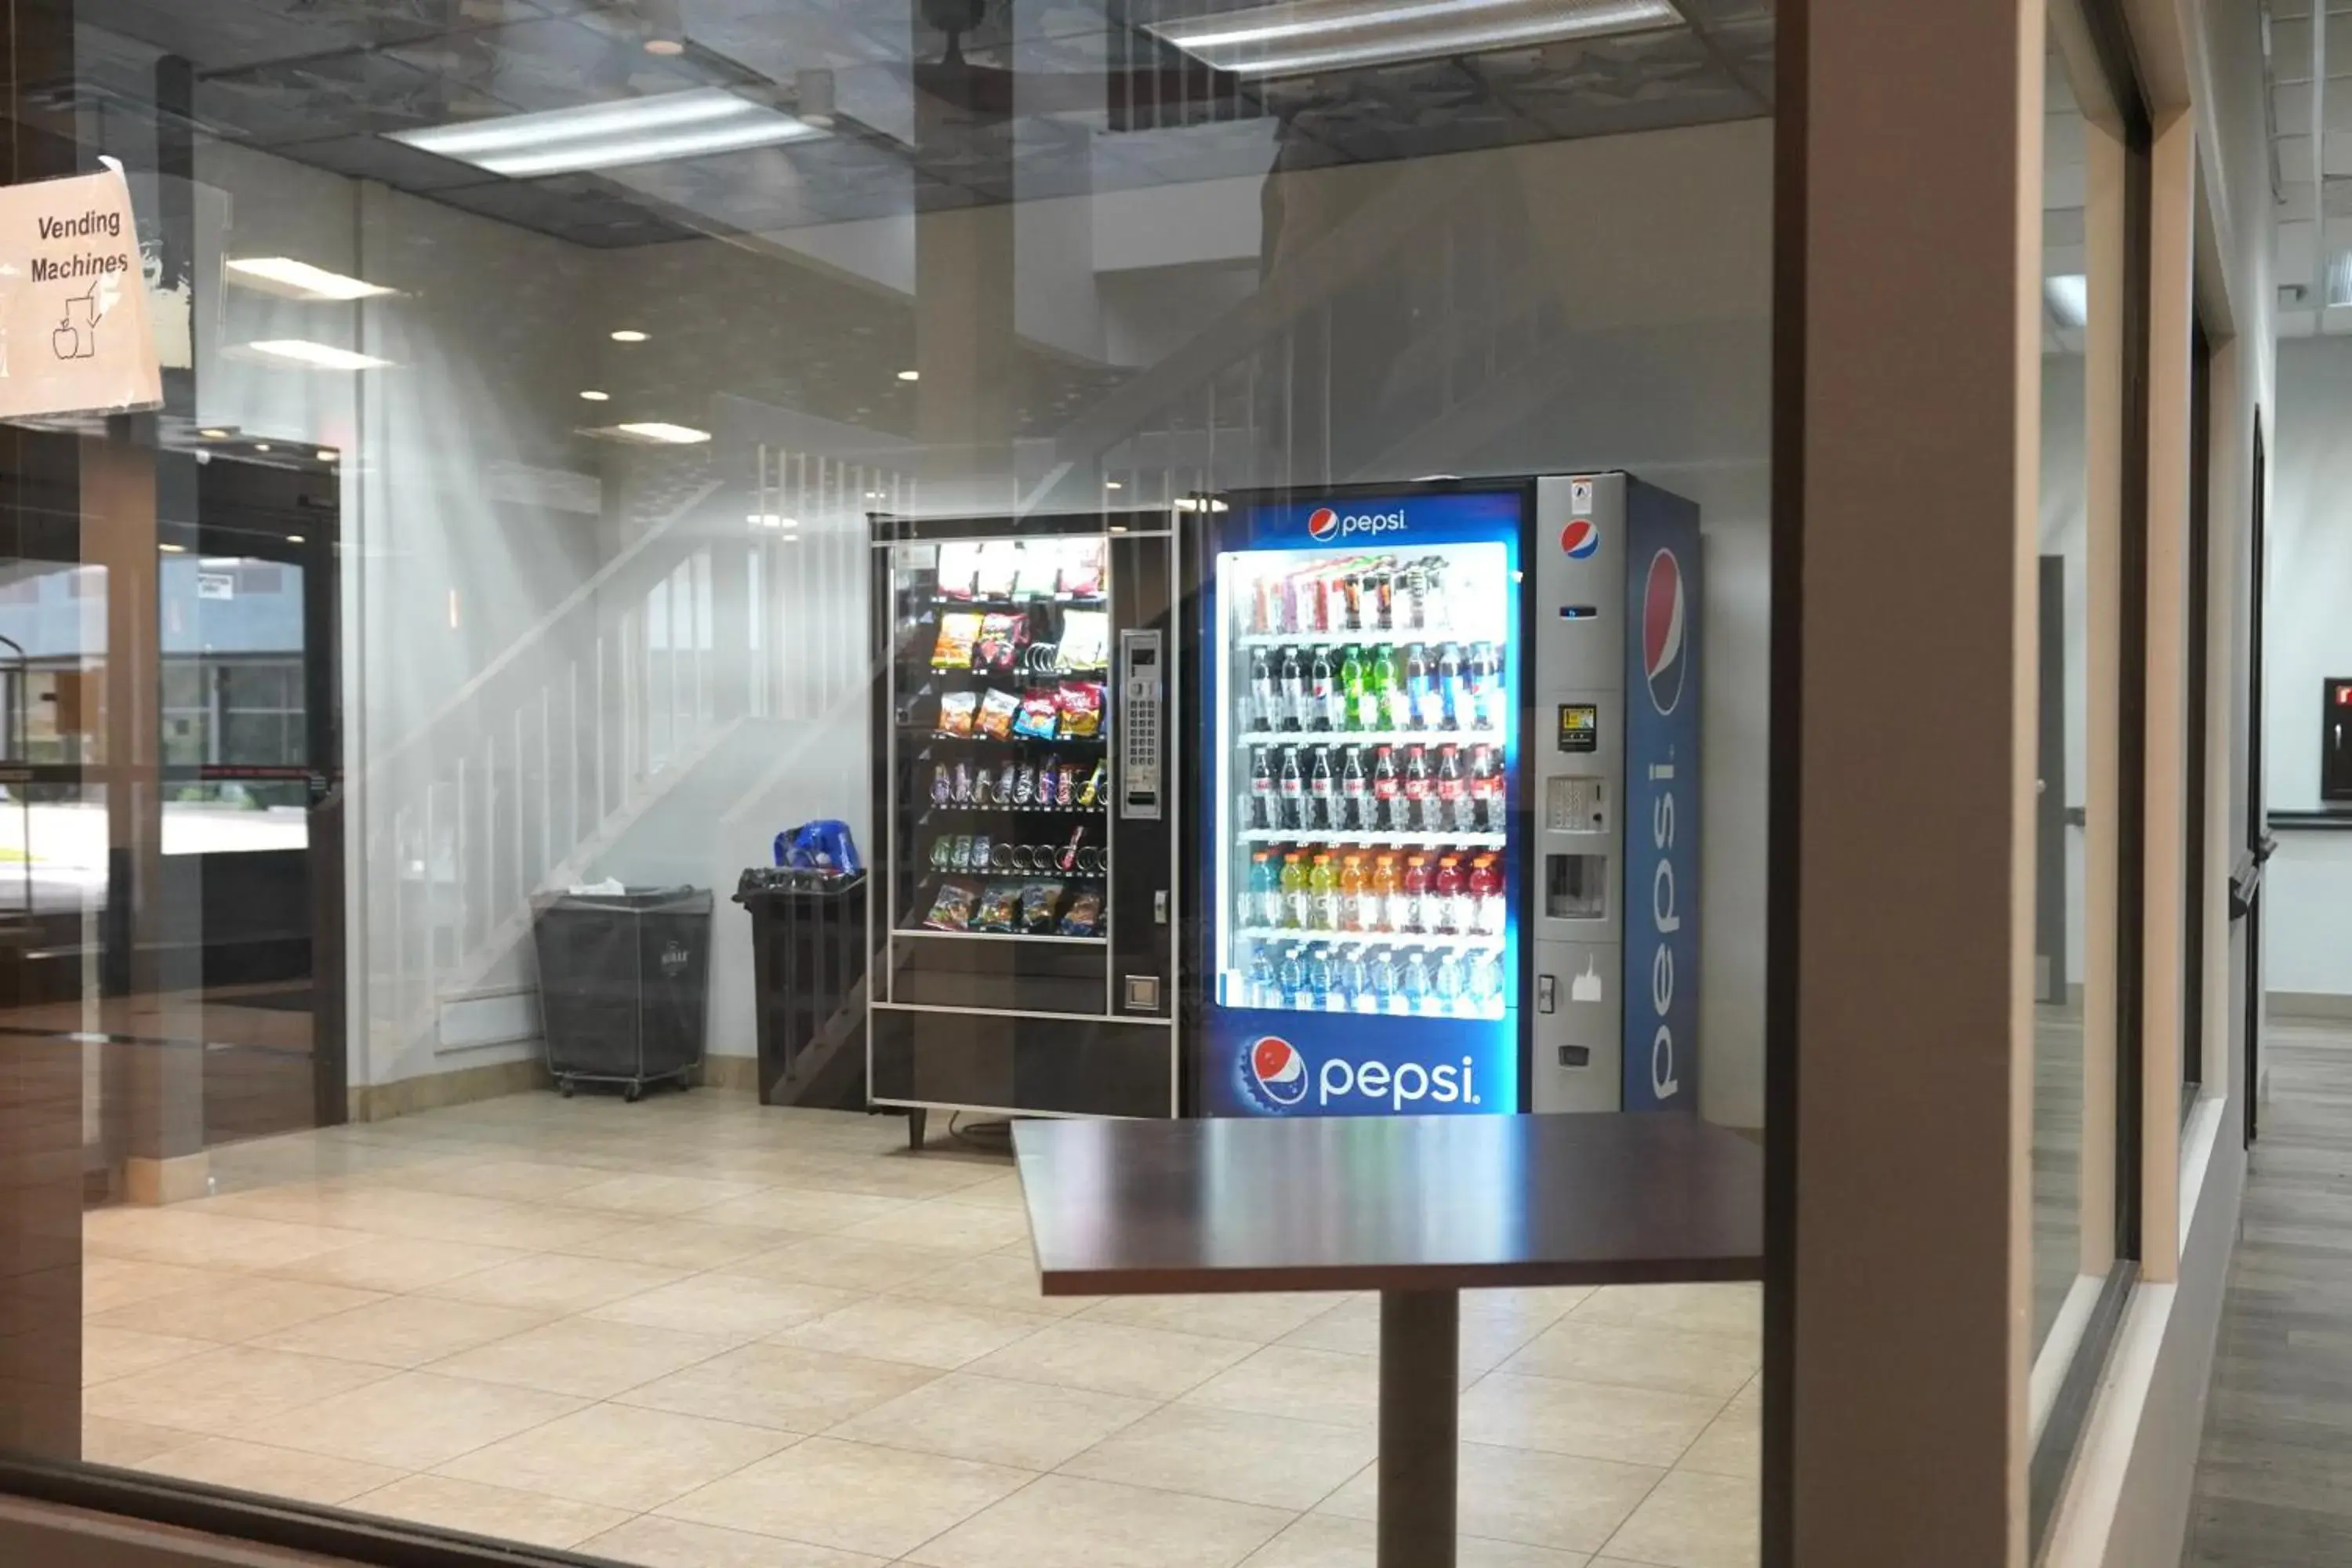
[1243,1033,1483,1114]
[1622,528,1700,1111]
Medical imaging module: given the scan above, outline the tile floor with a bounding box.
[81,1090,1761,1568]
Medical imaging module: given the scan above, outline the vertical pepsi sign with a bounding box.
[1621,494,1700,1111]
[1191,486,1525,1119]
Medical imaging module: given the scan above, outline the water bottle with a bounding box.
[1248,947,1278,1009]
[1399,947,1431,1015]
[1337,943,1371,1014]
[1466,951,1502,1016]
[1365,945,1401,1014]
[1432,951,1464,1015]
[1305,944,1335,1012]
[1276,946,1306,1010]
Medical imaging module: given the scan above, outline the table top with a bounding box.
[1011,1112,1763,1296]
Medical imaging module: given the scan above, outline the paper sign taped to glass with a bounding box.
[0,163,162,421]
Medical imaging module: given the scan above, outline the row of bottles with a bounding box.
[1245,939,1505,1018]
[1246,846,1504,937]
[1247,742,1504,835]
[1245,641,1499,735]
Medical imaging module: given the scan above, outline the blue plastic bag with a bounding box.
[775,820,862,875]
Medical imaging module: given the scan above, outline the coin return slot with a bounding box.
[1546,854,1607,920]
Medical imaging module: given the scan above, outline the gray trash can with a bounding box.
[532,886,713,1102]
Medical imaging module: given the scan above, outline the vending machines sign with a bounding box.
[0,164,162,421]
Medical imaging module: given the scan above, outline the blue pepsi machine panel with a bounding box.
[1621,484,1700,1111]
[1195,488,1523,1117]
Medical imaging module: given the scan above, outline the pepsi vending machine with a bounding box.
[1180,474,1700,1118]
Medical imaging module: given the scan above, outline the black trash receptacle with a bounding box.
[734,869,868,1109]
[532,885,713,1102]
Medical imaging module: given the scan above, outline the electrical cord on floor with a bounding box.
[948,1112,1013,1149]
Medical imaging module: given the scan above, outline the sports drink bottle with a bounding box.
[1401,855,1431,933]
[1280,852,1310,929]
[1307,853,1339,932]
[1338,854,1368,931]
[1432,855,1465,935]
[1370,854,1401,935]
[1249,851,1280,928]
[1468,855,1504,935]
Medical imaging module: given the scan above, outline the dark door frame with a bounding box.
[2241,415,2267,1147]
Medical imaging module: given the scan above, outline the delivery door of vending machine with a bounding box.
[1183,486,1526,1118]
[867,513,1178,1144]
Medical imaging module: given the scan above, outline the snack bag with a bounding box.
[931,612,982,670]
[1012,545,1059,601]
[976,688,1020,740]
[935,543,981,601]
[924,881,979,931]
[1061,539,1105,598]
[975,882,1023,933]
[937,691,978,737]
[1020,882,1063,932]
[975,612,1026,672]
[975,541,1020,600]
[1056,681,1103,738]
[1013,688,1061,741]
[1058,608,1109,671]
[1058,890,1103,937]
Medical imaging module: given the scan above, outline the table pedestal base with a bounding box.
[1378,1287,1460,1568]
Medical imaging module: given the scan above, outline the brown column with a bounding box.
[1770,0,2035,1563]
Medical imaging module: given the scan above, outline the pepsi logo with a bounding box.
[1559,518,1599,559]
[1306,507,1340,543]
[1642,549,1689,716]
[1247,1035,1309,1107]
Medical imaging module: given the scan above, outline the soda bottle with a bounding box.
[1469,744,1502,833]
[1307,646,1334,732]
[1399,946,1431,1014]
[1368,562,1395,631]
[1422,557,1451,633]
[1250,648,1276,732]
[1341,746,1369,830]
[1401,854,1432,933]
[1372,745,1402,831]
[1468,854,1504,935]
[1279,648,1305,731]
[1399,562,1425,631]
[1370,853,1401,935]
[1250,576,1275,637]
[1249,745,1275,831]
[1308,746,1336,830]
[1279,746,1305,830]
[1432,855,1466,935]
[1247,946,1278,1008]
[1339,571,1364,633]
[1466,642,1497,730]
[1436,743,1468,832]
[1367,944,1403,1013]
[1437,644,1465,730]
[1402,745,1432,830]
[1249,850,1280,929]
[1280,852,1311,929]
[1432,951,1465,1014]
[1340,645,1370,730]
[1308,852,1340,932]
[1295,571,1326,636]
[1277,944,1306,1008]
[1305,943,1334,1011]
[1404,644,1434,730]
[1338,854,1368,931]
[1381,645,1412,731]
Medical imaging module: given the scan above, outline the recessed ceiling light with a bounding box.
[2043,274,2088,328]
[607,421,711,445]
[579,389,612,401]
[643,38,685,56]
[1105,480,1124,490]
[316,448,338,461]
[225,256,393,301]
[254,442,272,452]
[288,535,306,545]
[611,329,649,343]
[1148,0,1683,77]
[243,339,394,372]
[198,428,230,439]
[896,369,920,382]
[158,543,187,554]
[385,88,826,180]
[747,513,800,528]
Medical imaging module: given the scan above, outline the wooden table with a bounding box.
[1012,1112,1763,1568]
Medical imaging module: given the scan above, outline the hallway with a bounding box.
[2183,1022,2352,1564]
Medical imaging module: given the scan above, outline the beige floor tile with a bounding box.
[83,1328,213,1385]
[1571,1286,1761,1342]
[1181,1345,1380,1430]
[615,1342,939,1433]
[1061,1402,1377,1511]
[724,1236,947,1293]
[1596,1469,1757,1568]
[659,1436,1030,1559]
[590,1273,861,1338]
[426,1316,738,1399]
[82,1417,198,1467]
[559,1173,773,1217]
[381,1158,617,1201]
[1083,1292,1345,1345]
[836,1201,1035,1256]
[1276,1300,1529,1381]
[927,1173,1029,1211]
[1672,1404,1759,1481]
[401,1200,638,1253]
[1457,1374,1724,1468]
[252,1295,552,1369]
[421,1252,690,1315]
[1319,1442,1665,1555]
[137,1437,405,1506]
[782,1155,1010,1201]
[87,1278,386,1345]
[891,1254,1098,1319]
[552,1219,790,1272]
[245,1370,586,1470]
[81,1258,235,1316]
[827,1371,1154,1470]
[906,1472,1293,1568]
[201,1186,526,1243]
[1498,1320,1759,1401]
[1241,1514,1590,1566]
[83,1346,391,1437]
[579,1515,888,1568]
[771,1295,1056,1370]
[82,1209,368,1271]
[964,1318,1253,1401]
[349,1473,631,1552]
[691,1189,916,1235]
[258,1236,530,1294]
[437,1403,796,1511]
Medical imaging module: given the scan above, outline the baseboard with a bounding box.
[702,1054,759,1094]
[348,1056,552,1123]
[123,1152,209,1207]
[2267,990,2352,1022]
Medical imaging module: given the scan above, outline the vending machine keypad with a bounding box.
[1120,629,1163,820]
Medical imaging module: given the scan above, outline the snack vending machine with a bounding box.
[1181,475,1700,1118]
[868,514,1178,1143]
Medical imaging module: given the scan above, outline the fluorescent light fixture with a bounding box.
[2328,251,2352,309]
[896,369,920,382]
[1105,480,1124,490]
[244,339,394,372]
[580,389,612,401]
[608,421,711,445]
[611,330,648,343]
[226,256,391,301]
[386,88,825,179]
[644,38,685,56]
[158,543,186,554]
[1172,497,1232,514]
[2043,274,2088,328]
[288,535,306,545]
[254,443,272,452]
[317,448,339,461]
[747,513,800,528]
[1147,0,1683,78]
[198,427,230,439]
